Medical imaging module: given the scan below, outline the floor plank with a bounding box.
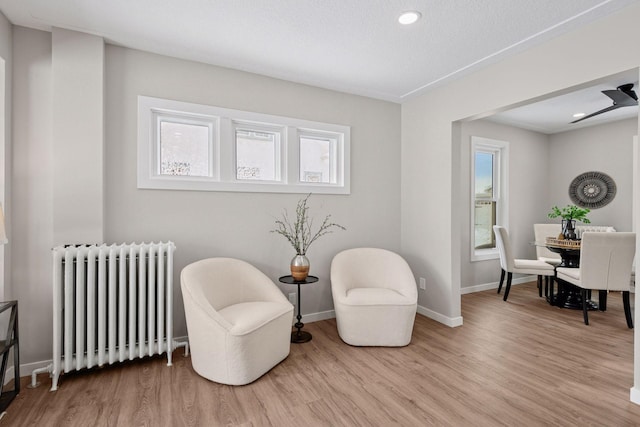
[2,282,639,426]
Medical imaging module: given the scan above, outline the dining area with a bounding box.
[492,206,636,329]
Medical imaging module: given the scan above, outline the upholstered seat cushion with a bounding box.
[219,302,294,335]
[556,267,580,283]
[539,256,562,266]
[512,259,555,275]
[344,288,415,306]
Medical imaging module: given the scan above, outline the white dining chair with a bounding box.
[533,223,562,297]
[533,223,562,265]
[493,226,555,302]
[575,225,616,239]
[556,232,635,328]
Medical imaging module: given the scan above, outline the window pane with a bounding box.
[474,201,496,249]
[236,130,277,181]
[160,121,210,176]
[300,136,333,183]
[475,152,494,197]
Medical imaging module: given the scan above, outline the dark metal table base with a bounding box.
[278,275,318,344]
[549,281,598,310]
[291,330,312,343]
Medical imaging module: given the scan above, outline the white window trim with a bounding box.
[154,111,218,180]
[298,128,342,185]
[470,136,509,262]
[232,121,284,183]
[138,96,350,194]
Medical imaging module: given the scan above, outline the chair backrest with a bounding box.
[533,223,561,260]
[181,258,286,312]
[331,248,417,298]
[575,225,616,239]
[579,232,636,291]
[493,226,514,272]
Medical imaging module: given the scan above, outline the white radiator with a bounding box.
[32,241,188,391]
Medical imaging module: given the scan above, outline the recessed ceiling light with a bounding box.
[398,11,421,25]
[572,112,586,118]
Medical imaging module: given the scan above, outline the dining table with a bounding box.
[535,238,599,310]
[544,242,580,268]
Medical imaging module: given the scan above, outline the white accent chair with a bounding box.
[331,248,417,347]
[181,258,294,385]
[556,232,635,328]
[493,226,555,302]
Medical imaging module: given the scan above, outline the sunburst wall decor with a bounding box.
[568,171,616,209]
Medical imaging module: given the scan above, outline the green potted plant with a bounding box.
[272,194,345,280]
[547,205,590,240]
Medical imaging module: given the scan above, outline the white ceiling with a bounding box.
[487,69,639,134]
[0,0,638,103]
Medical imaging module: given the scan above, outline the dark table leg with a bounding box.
[550,279,598,310]
[291,283,312,343]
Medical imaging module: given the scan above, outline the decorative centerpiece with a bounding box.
[272,194,345,280]
[547,205,590,240]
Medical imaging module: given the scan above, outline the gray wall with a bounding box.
[10,30,401,364]
[548,118,637,231]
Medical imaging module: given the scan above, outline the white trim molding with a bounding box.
[417,305,463,327]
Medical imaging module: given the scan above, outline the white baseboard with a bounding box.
[631,386,640,405]
[301,306,462,328]
[461,275,538,294]
[416,305,463,327]
[301,309,336,324]
[4,359,51,385]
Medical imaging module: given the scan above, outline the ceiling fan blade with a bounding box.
[570,82,638,124]
[570,104,620,123]
[602,89,638,107]
[617,83,638,101]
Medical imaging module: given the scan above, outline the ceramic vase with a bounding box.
[290,254,310,281]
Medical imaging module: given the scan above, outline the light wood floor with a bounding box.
[3,282,640,426]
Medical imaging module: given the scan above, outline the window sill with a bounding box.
[138,175,350,195]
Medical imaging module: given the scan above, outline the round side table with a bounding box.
[279,275,318,343]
